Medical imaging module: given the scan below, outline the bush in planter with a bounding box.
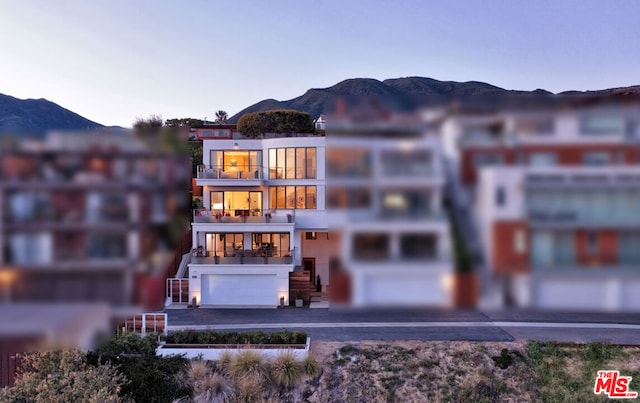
[166,329,308,345]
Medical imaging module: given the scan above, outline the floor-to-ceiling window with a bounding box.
[210,191,262,215]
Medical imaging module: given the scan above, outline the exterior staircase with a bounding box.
[288,270,317,306]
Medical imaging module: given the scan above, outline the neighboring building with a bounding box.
[0,130,192,309]
[326,115,454,307]
[178,128,331,307]
[476,165,640,310]
[444,99,640,310]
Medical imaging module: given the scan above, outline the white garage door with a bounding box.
[363,273,447,306]
[201,274,277,306]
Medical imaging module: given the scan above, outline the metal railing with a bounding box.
[121,313,167,335]
[166,278,190,304]
[197,165,263,180]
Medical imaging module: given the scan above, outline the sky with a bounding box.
[0,1,638,127]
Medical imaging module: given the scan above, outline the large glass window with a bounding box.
[209,191,262,215]
[352,233,389,261]
[326,148,371,178]
[582,152,611,166]
[268,147,316,179]
[400,234,437,260]
[327,187,370,209]
[250,233,290,257]
[580,115,625,135]
[269,186,317,209]
[210,150,262,178]
[205,233,243,257]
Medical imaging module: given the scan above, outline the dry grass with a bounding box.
[303,341,640,402]
[173,341,640,402]
[270,352,303,390]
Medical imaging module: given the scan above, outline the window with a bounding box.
[352,233,389,261]
[580,115,625,135]
[326,148,371,178]
[582,152,611,166]
[251,233,290,256]
[514,229,527,254]
[327,187,370,208]
[305,232,317,240]
[400,234,437,260]
[496,186,506,207]
[473,152,503,169]
[269,186,317,209]
[210,191,262,215]
[205,233,243,257]
[268,147,316,179]
[529,152,557,166]
[209,150,262,178]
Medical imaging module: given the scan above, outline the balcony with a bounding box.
[191,250,294,265]
[527,209,640,228]
[193,210,295,224]
[532,254,640,270]
[196,165,263,184]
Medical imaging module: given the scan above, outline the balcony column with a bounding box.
[390,231,401,261]
[293,229,301,265]
[431,188,442,217]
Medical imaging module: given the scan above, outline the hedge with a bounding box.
[165,330,307,345]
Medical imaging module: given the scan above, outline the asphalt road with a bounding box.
[165,308,640,344]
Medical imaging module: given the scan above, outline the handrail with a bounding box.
[174,253,192,279]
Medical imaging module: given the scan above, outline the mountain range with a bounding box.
[2,76,640,135]
[0,93,102,137]
[228,76,640,122]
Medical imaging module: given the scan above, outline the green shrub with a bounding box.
[166,329,307,345]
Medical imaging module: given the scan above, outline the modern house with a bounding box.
[326,115,454,307]
[166,112,457,308]
[443,98,640,310]
[177,129,332,307]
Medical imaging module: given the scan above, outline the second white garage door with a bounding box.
[201,274,277,306]
[362,273,448,306]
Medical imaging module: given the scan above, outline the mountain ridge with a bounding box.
[228,77,640,122]
[0,93,103,137]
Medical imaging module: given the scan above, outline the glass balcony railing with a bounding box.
[197,165,263,180]
[191,249,293,265]
[192,210,294,224]
[532,254,640,269]
[527,209,640,225]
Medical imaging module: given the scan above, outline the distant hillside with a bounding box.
[229,77,640,122]
[0,93,103,137]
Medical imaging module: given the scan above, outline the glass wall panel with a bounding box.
[285,148,296,179]
[306,186,317,209]
[306,148,316,178]
[285,186,295,208]
[269,149,277,179]
[296,148,306,178]
[277,148,285,179]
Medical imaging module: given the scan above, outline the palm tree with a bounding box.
[215,110,228,124]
